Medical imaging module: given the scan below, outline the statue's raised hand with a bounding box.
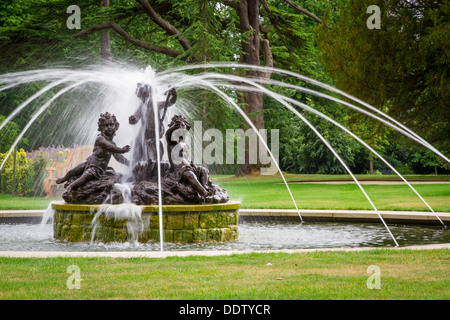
[168,87,177,97]
[121,145,131,153]
[129,115,137,125]
[166,87,177,104]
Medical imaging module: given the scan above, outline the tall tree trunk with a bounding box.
[239,0,265,131]
[101,0,112,63]
[369,151,374,175]
[201,0,209,169]
[201,0,209,124]
[237,0,266,174]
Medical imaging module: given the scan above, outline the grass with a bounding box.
[0,174,449,211]
[214,173,450,182]
[213,173,450,212]
[0,249,448,300]
[0,193,61,210]
[0,176,448,301]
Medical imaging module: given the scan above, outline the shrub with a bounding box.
[0,145,71,197]
[0,149,31,196]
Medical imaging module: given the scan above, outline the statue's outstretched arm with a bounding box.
[129,105,143,124]
[113,153,130,166]
[97,136,129,154]
[158,88,177,109]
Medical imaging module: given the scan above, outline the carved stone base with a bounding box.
[52,201,240,243]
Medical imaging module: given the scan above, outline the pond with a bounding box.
[0,221,448,252]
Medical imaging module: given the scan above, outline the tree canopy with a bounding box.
[0,0,448,175]
[315,0,449,155]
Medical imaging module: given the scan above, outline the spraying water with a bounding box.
[1,62,448,249]
[90,183,144,245]
[40,202,55,226]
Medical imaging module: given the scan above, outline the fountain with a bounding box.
[49,81,237,245]
[0,62,448,251]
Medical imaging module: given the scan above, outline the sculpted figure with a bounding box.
[129,83,177,163]
[165,115,211,197]
[56,112,130,193]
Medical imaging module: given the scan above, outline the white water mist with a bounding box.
[2,61,448,250]
[40,202,55,226]
[90,183,144,245]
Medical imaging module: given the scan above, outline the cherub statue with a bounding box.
[129,83,177,163]
[165,115,211,197]
[56,112,131,193]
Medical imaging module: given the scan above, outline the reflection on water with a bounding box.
[0,221,448,252]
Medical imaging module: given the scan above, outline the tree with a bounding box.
[411,149,446,175]
[101,0,112,63]
[315,0,449,158]
[1,0,350,174]
[0,116,28,153]
[72,0,332,173]
[259,0,366,175]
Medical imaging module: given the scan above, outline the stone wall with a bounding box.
[52,202,240,243]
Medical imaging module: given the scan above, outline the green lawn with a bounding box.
[213,174,450,212]
[0,176,449,301]
[214,173,450,182]
[0,249,448,300]
[0,193,62,210]
[0,174,449,211]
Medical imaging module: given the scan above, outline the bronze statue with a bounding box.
[129,83,177,163]
[56,112,131,193]
[165,115,211,197]
[130,114,228,205]
[58,85,228,205]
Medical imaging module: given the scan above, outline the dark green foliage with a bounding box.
[0,115,28,152]
[0,0,447,175]
[315,0,449,158]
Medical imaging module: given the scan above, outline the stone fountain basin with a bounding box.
[52,201,240,243]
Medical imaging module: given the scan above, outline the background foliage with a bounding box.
[0,0,448,182]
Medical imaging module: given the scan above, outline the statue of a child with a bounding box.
[129,83,177,163]
[165,115,211,197]
[56,112,131,193]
